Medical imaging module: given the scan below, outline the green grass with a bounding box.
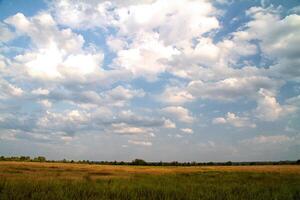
[0,171,300,200]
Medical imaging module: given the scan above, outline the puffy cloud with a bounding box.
[111,123,150,135]
[49,86,139,107]
[5,12,84,51]
[104,85,145,104]
[163,119,176,129]
[115,110,166,127]
[213,112,256,128]
[50,0,114,29]
[0,79,23,99]
[15,47,104,81]
[37,110,91,134]
[255,89,296,121]
[240,135,292,145]
[234,6,300,81]
[0,22,16,42]
[5,12,106,82]
[161,106,194,123]
[212,117,227,124]
[106,36,128,52]
[158,85,194,105]
[38,99,52,108]
[31,88,50,95]
[128,139,152,146]
[188,76,281,101]
[181,128,193,134]
[114,0,219,42]
[111,31,179,80]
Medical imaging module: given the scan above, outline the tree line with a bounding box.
[1,156,299,166]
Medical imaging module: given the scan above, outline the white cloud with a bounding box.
[37,110,91,134]
[234,7,300,81]
[50,0,220,80]
[0,22,16,42]
[213,112,256,128]
[212,117,226,124]
[111,32,179,80]
[5,12,105,81]
[115,0,218,41]
[0,79,23,99]
[60,53,104,76]
[105,85,145,100]
[38,99,52,108]
[106,36,128,52]
[158,85,194,105]
[241,135,292,145]
[188,76,281,101]
[111,123,150,135]
[102,85,145,107]
[161,106,194,123]
[31,88,50,95]
[181,128,193,134]
[5,12,84,51]
[128,139,152,146]
[255,89,296,121]
[51,0,114,29]
[164,119,176,128]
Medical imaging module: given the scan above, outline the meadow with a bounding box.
[0,161,300,200]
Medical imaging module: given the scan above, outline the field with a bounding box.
[0,162,300,200]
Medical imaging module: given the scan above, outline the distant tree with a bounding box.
[20,156,30,161]
[132,159,147,166]
[34,156,46,162]
[171,161,178,166]
[225,161,233,166]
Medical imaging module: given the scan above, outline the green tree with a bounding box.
[132,159,147,165]
[34,156,46,162]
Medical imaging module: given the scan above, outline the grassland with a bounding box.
[0,162,300,200]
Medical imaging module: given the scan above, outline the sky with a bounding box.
[0,0,299,162]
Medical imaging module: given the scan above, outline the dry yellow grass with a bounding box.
[0,161,299,181]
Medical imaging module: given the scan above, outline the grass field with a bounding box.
[0,162,300,200]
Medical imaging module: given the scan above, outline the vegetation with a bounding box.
[1,156,299,166]
[0,161,299,200]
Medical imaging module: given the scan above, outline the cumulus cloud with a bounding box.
[111,31,179,80]
[0,22,16,42]
[240,135,292,145]
[234,6,300,81]
[50,0,114,29]
[4,12,107,82]
[188,76,281,101]
[128,139,152,146]
[163,119,176,129]
[181,128,193,134]
[213,112,256,128]
[0,79,23,99]
[37,110,91,134]
[161,106,194,123]
[255,89,296,121]
[158,85,194,105]
[111,123,150,135]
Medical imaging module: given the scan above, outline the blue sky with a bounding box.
[0,0,299,162]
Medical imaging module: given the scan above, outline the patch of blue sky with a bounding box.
[0,0,47,20]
